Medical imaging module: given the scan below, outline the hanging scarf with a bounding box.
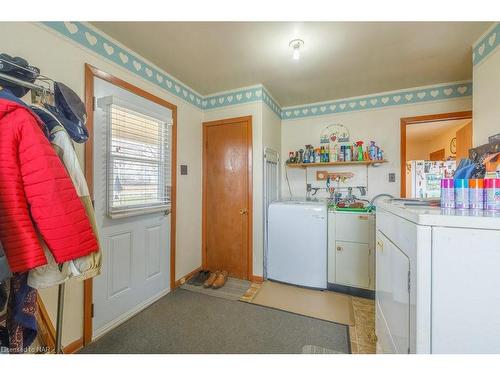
[6,273,37,353]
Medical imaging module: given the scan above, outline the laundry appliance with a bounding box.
[267,200,327,289]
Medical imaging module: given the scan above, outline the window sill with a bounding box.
[107,206,171,219]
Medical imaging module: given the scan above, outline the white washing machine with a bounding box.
[267,199,327,289]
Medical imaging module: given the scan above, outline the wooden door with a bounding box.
[203,116,252,279]
[455,122,472,161]
[429,148,445,161]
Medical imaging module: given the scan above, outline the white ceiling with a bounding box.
[91,22,490,107]
[406,119,471,143]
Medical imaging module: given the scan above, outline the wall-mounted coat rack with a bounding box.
[0,56,64,354]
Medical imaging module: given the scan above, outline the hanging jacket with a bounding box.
[0,242,11,283]
[0,97,99,273]
[28,119,101,288]
[7,273,37,353]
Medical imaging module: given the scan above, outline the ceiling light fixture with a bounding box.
[289,39,304,60]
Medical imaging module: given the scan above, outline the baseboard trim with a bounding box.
[327,283,375,299]
[36,297,56,351]
[37,296,85,354]
[174,266,202,287]
[249,275,264,283]
[63,338,83,354]
[92,288,170,341]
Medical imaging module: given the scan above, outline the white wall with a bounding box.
[281,98,472,201]
[0,22,203,346]
[473,47,500,146]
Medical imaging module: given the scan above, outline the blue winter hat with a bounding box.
[54,82,87,129]
[43,103,89,143]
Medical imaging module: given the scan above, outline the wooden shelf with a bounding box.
[285,160,388,168]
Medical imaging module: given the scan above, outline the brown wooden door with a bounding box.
[429,148,445,161]
[203,116,252,279]
[455,122,472,161]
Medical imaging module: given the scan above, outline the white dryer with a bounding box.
[267,200,327,289]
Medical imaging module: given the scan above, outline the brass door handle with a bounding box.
[239,209,248,215]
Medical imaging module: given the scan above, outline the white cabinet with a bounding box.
[328,211,375,294]
[335,241,370,289]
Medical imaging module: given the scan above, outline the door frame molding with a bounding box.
[83,64,178,345]
[202,116,253,279]
[400,111,472,197]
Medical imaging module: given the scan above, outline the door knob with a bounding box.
[376,240,384,251]
[336,246,342,251]
[239,208,248,215]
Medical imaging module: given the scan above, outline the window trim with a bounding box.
[98,95,173,219]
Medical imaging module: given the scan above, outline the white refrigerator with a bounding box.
[267,200,327,289]
[406,160,456,198]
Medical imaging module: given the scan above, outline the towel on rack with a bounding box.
[6,273,37,353]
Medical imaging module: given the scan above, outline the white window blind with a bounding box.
[99,96,172,218]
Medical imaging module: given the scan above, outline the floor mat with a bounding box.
[180,277,251,301]
[246,281,355,326]
[302,344,344,354]
[79,289,350,354]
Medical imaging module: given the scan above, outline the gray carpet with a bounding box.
[79,289,350,354]
[180,277,251,301]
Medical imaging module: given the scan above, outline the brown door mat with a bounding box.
[244,281,355,326]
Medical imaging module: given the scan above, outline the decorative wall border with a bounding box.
[42,21,205,109]
[42,22,472,121]
[472,22,499,67]
[280,81,472,121]
[203,85,281,117]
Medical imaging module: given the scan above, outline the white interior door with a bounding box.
[92,77,172,339]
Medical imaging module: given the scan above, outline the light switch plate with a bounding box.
[388,173,396,182]
[180,165,188,175]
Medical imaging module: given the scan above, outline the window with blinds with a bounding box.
[100,97,172,218]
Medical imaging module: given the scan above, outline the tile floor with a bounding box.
[350,297,376,354]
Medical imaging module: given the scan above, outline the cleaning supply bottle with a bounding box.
[355,141,364,161]
[345,146,352,162]
[369,141,376,160]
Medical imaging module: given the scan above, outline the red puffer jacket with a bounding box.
[0,98,99,272]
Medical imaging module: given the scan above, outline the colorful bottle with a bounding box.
[332,144,338,162]
[345,146,352,162]
[369,141,376,160]
[454,179,470,209]
[469,179,484,209]
[484,178,500,211]
[355,141,364,161]
[440,179,455,208]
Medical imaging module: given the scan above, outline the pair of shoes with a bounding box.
[203,270,228,289]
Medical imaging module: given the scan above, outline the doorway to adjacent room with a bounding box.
[400,111,472,197]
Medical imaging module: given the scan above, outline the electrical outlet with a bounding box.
[180,165,188,175]
[388,173,396,182]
